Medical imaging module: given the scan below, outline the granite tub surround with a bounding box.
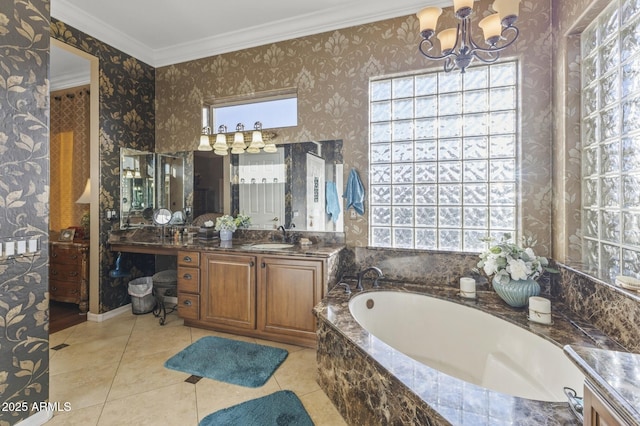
[556,263,640,353]
[564,345,640,425]
[354,246,482,287]
[315,282,625,426]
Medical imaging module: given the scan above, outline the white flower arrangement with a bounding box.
[214,215,238,232]
[477,234,556,285]
[235,213,251,229]
[214,214,252,232]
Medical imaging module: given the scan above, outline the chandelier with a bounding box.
[197,121,277,155]
[416,0,520,73]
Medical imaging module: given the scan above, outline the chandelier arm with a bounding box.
[469,25,520,55]
[418,38,458,62]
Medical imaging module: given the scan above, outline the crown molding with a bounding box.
[52,0,450,68]
[51,0,155,66]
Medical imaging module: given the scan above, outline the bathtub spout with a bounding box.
[356,267,384,291]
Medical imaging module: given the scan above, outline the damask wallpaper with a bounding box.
[50,19,156,312]
[0,1,50,424]
[156,0,554,254]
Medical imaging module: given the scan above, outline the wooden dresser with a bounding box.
[49,241,89,313]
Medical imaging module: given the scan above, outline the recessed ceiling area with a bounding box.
[51,0,449,68]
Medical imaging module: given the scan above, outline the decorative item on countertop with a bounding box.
[299,237,312,246]
[459,277,476,299]
[528,296,552,324]
[213,214,252,241]
[198,219,219,240]
[476,233,558,308]
[615,275,640,291]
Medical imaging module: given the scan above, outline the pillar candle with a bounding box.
[528,296,552,324]
[460,277,476,299]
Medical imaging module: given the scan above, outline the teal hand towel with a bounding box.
[344,168,365,215]
[325,181,341,223]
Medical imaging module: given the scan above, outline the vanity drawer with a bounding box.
[177,293,199,320]
[178,251,200,267]
[177,266,200,293]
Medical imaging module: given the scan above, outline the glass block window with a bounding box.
[369,61,519,251]
[581,0,640,280]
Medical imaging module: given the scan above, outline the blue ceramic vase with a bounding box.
[492,277,540,308]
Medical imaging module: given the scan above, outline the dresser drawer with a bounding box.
[178,251,200,267]
[177,266,200,293]
[177,293,199,320]
[50,263,82,282]
[51,245,81,265]
[50,279,79,301]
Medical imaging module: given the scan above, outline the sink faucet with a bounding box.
[277,225,287,242]
[356,266,384,291]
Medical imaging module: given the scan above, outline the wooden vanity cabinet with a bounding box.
[201,252,256,330]
[258,256,322,342]
[177,251,200,320]
[180,250,326,347]
[49,241,89,313]
[584,383,626,426]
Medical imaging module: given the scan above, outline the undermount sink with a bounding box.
[250,243,295,249]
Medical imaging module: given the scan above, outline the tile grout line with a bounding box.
[94,314,139,425]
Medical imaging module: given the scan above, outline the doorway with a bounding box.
[49,38,99,331]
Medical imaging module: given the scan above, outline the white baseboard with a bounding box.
[14,409,52,426]
[87,303,131,322]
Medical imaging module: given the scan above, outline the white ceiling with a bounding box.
[50,0,449,70]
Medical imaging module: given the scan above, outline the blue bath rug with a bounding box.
[199,390,314,426]
[164,336,288,388]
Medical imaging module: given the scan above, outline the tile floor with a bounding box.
[48,309,347,425]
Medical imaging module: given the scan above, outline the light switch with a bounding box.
[28,239,38,253]
[17,240,26,255]
[5,241,15,257]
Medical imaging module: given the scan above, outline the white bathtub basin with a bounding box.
[348,291,585,402]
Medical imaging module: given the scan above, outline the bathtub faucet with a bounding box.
[356,266,384,291]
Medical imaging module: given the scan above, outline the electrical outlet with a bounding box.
[349,209,357,220]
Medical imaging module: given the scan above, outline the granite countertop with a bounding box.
[108,227,345,258]
[315,281,629,425]
[564,345,640,425]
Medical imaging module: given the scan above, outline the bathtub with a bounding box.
[316,285,591,425]
[348,291,584,402]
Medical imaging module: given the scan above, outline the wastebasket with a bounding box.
[128,277,155,314]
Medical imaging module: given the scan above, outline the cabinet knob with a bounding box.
[183,273,192,280]
[51,286,57,291]
[69,271,78,277]
[183,256,192,263]
[183,300,192,306]
[250,261,255,267]
[51,270,58,276]
[261,262,266,268]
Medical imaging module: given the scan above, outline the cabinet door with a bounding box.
[258,257,323,339]
[584,384,625,426]
[201,252,256,329]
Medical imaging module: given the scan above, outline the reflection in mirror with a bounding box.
[157,153,185,212]
[121,148,155,227]
[229,140,344,232]
[193,151,225,218]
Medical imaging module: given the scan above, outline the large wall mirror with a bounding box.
[120,140,343,232]
[192,140,344,232]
